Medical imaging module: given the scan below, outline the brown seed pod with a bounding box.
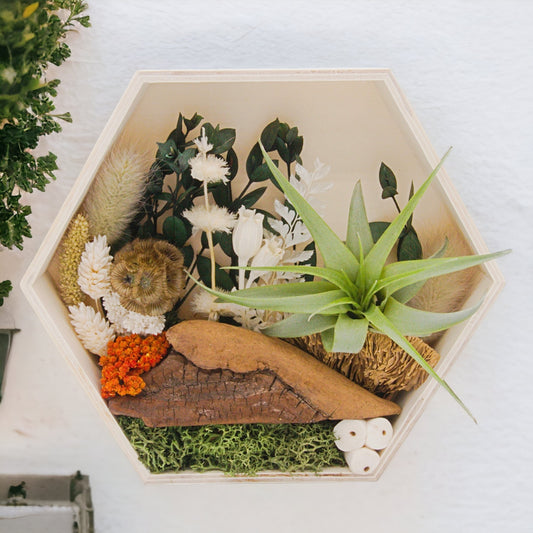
[288,332,440,400]
[110,238,185,316]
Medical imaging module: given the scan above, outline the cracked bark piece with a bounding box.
[108,320,401,426]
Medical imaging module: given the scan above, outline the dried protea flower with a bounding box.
[110,238,185,316]
[289,332,440,399]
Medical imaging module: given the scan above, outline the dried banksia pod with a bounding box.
[110,238,185,316]
[58,214,90,305]
[288,332,440,399]
[82,147,148,245]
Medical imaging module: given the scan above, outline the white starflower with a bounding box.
[77,235,112,300]
[69,302,115,356]
[193,127,213,155]
[183,204,236,234]
[246,236,284,287]
[189,153,229,184]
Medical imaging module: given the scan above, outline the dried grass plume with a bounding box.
[82,147,148,245]
[58,213,89,305]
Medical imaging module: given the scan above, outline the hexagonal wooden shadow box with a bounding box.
[21,69,504,482]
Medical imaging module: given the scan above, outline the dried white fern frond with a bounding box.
[82,147,149,244]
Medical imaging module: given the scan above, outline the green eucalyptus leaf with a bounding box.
[211,181,232,208]
[379,162,398,195]
[178,148,196,172]
[274,137,290,163]
[364,303,476,422]
[290,135,304,158]
[211,128,236,155]
[260,142,359,278]
[183,112,203,132]
[162,216,189,247]
[181,245,194,268]
[364,148,452,289]
[196,255,235,291]
[218,231,234,257]
[369,221,390,243]
[330,314,369,353]
[346,181,373,260]
[397,228,423,261]
[234,187,267,209]
[381,186,398,199]
[260,119,280,151]
[382,297,482,336]
[226,147,238,180]
[262,313,336,338]
[246,143,263,179]
[251,161,279,182]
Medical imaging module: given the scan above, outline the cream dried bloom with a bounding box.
[78,235,113,300]
[183,204,236,234]
[58,214,90,305]
[102,291,165,336]
[69,302,115,356]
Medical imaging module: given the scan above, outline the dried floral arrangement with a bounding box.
[56,113,508,475]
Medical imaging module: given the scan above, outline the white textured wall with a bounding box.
[1,1,531,532]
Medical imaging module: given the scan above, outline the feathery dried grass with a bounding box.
[82,147,148,245]
[409,220,481,344]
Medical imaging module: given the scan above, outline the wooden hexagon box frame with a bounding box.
[21,69,505,482]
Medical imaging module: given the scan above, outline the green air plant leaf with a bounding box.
[259,142,359,279]
[363,304,477,422]
[346,181,374,260]
[363,148,452,290]
[198,145,509,421]
[262,313,337,338]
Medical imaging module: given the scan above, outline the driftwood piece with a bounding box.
[108,320,400,427]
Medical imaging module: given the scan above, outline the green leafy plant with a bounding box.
[197,145,510,420]
[0,0,90,304]
[370,162,423,261]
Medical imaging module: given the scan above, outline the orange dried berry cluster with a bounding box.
[99,333,170,399]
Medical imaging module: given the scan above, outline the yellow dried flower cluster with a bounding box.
[59,214,90,305]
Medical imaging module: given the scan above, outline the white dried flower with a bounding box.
[246,236,284,288]
[102,292,129,334]
[183,204,236,234]
[191,289,239,321]
[77,235,112,300]
[193,127,213,155]
[189,152,229,184]
[233,206,264,289]
[120,310,165,336]
[69,303,115,356]
[103,291,165,336]
[290,158,332,215]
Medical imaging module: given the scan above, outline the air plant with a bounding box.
[195,144,509,420]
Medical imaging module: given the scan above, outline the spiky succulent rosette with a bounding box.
[194,144,510,421]
[110,238,185,316]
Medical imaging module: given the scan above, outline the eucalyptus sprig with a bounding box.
[195,144,510,421]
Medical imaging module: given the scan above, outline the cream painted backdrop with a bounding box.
[1,1,531,532]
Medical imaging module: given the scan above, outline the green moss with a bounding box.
[117,417,345,476]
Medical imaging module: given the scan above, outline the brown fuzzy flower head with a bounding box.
[110,238,185,316]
